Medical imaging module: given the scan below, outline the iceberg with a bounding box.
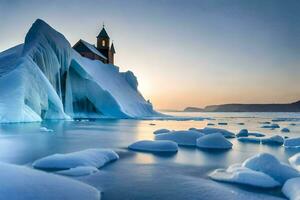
[128,140,178,153]
[155,130,204,146]
[209,164,280,188]
[56,166,99,177]
[282,178,300,200]
[261,135,284,146]
[243,153,300,184]
[0,162,100,200]
[32,148,119,170]
[289,153,300,171]
[281,128,290,133]
[196,133,232,150]
[194,127,235,138]
[0,19,159,123]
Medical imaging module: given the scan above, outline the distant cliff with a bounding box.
[183,100,300,112]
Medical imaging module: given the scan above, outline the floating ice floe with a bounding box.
[248,132,265,137]
[196,127,235,138]
[260,121,271,124]
[155,130,204,146]
[153,129,170,135]
[289,153,300,172]
[238,137,261,143]
[0,162,100,200]
[290,123,297,126]
[282,177,300,200]
[33,149,119,170]
[196,133,232,150]
[284,137,300,148]
[236,129,248,137]
[207,123,215,126]
[40,127,54,132]
[128,140,178,153]
[209,163,280,188]
[56,166,99,177]
[218,122,228,125]
[237,122,245,125]
[261,135,284,146]
[261,124,280,129]
[243,153,300,184]
[272,118,300,122]
[281,128,290,133]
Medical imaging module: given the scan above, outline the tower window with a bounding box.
[102,40,106,47]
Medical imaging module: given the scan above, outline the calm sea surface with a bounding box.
[0,112,299,199]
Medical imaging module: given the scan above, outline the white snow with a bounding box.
[289,153,300,172]
[242,153,300,184]
[155,130,204,146]
[196,133,232,150]
[56,166,99,177]
[209,164,280,188]
[261,135,284,145]
[0,19,159,123]
[0,162,100,200]
[153,128,170,135]
[282,178,300,200]
[32,148,119,170]
[195,127,235,138]
[284,137,300,148]
[128,140,178,152]
[40,127,54,132]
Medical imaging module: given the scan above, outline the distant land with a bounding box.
[183,100,300,112]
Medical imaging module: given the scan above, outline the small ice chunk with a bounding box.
[238,137,261,143]
[153,129,170,135]
[248,132,265,137]
[56,166,99,177]
[282,177,300,200]
[128,140,178,153]
[281,128,290,133]
[243,153,300,184]
[261,124,280,129]
[236,129,248,137]
[218,122,227,125]
[285,137,300,148]
[209,164,280,188]
[0,162,100,200]
[196,133,232,150]
[289,153,300,172]
[40,127,54,132]
[290,123,297,126]
[207,123,215,126]
[155,130,204,146]
[237,122,245,125]
[261,135,284,146]
[198,127,235,138]
[33,149,119,170]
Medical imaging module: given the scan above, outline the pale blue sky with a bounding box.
[0,0,299,109]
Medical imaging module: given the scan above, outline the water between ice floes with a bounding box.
[0,112,299,199]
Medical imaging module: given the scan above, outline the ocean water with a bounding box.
[0,112,300,199]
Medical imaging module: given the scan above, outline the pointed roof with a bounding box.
[77,39,107,59]
[97,25,110,39]
[110,43,116,54]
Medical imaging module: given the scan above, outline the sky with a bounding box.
[0,0,299,110]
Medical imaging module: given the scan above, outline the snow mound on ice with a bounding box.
[289,153,300,172]
[243,153,300,184]
[33,149,119,170]
[196,133,232,150]
[284,137,300,148]
[196,127,235,138]
[261,135,284,145]
[153,129,170,135]
[0,19,159,123]
[282,177,300,200]
[0,162,100,200]
[56,166,99,177]
[155,130,204,146]
[209,164,280,188]
[128,140,178,152]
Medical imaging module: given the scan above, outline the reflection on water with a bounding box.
[0,112,299,199]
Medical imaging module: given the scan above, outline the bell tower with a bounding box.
[97,24,110,60]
